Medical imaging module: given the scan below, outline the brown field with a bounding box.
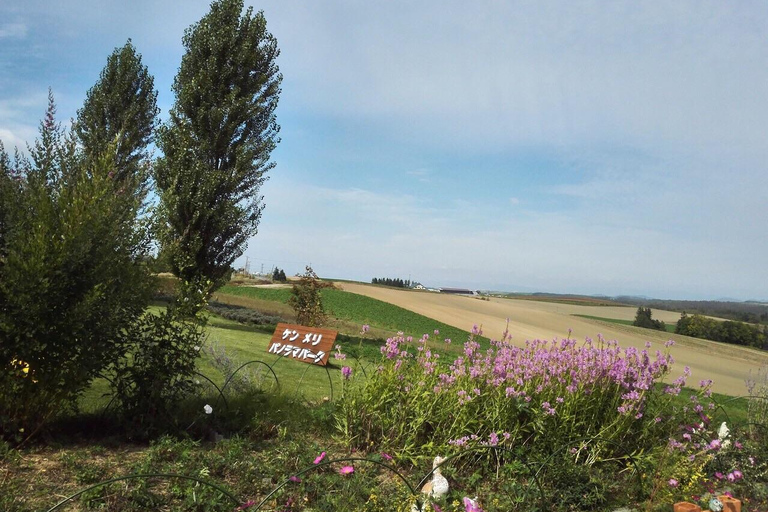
[337,282,768,397]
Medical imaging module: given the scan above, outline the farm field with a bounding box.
[335,282,768,397]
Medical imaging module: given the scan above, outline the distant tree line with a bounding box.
[633,307,667,331]
[371,277,411,288]
[675,313,767,350]
[616,297,768,325]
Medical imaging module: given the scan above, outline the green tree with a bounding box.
[154,0,282,293]
[76,40,158,194]
[289,266,327,327]
[633,307,666,331]
[0,93,154,439]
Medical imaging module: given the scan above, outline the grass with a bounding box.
[4,298,765,512]
[218,285,488,351]
[573,314,677,333]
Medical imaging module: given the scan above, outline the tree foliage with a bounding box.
[0,93,154,438]
[676,313,767,350]
[289,266,327,327]
[633,307,667,331]
[371,277,411,288]
[272,267,287,282]
[154,0,282,291]
[76,39,158,193]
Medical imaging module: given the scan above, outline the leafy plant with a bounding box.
[109,307,206,438]
[288,266,327,327]
[0,93,153,440]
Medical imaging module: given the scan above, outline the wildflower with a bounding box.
[362,324,370,334]
[313,452,326,464]
[733,470,743,480]
[381,452,393,461]
[463,496,483,512]
[709,439,722,451]
[715,472,724,480]
[289,475,302,483]
[668,478,679,487]
[339,465,354,475]
[342,366,353,380]
[445,338,452,344]
[203,404,213,414]
[727,472,736,482]
[434,329,439,335]
[236,500,257,510]
[193,345,201,351]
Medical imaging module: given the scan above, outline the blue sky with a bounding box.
[2,1,767,300]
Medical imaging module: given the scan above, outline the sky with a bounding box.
[1,1,767,300]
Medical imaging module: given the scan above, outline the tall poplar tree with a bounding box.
[155,0,282,291]
[76,40,159,198]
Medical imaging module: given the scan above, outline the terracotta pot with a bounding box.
[718,495,741,512]
[673,502,702,512]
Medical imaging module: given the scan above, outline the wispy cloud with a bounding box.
[0,22,27,39]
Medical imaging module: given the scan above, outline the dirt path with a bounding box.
[337,282,768,396]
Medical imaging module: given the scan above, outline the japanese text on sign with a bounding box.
[267,323,337,366]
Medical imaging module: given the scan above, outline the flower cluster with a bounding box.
[344,327,687,459]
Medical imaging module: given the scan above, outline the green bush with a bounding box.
[110,306,206,439]
[206,301,284,326]
[0,96,153,440]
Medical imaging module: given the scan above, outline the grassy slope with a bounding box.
[218,285,482,346]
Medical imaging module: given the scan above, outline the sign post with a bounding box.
[267,323,338,366]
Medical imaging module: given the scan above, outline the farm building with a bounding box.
[439,287,476,295]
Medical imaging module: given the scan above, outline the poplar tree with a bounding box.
[76,40,158,197]
[155,0,282,291]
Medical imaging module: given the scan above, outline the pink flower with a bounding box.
[342,366,352,380]
[733,470,743,480]
[668,478,679,487]
[339,465,354,475]
[236,500,256,510]
[289,475,302,483]
[313,451,326,464]
[362,324,370,333]
[380,452,393,461]
[463,496,483,512]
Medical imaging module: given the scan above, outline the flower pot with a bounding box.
[673,502,702,512]
[718,495,741,512]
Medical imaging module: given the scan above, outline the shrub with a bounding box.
[0,95,153,440]
[338,328,688,464]
[109,306,206,438]
[206,301,284,326]
[288,266,327,327]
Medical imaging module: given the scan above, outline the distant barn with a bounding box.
[439,287,476,295]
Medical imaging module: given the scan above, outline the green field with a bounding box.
[218,285,483,346]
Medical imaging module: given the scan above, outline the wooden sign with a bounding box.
[268,323,338,366]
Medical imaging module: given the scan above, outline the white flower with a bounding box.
[718,421,731,449]
[203,404,213,414]
[193,345,201,351]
